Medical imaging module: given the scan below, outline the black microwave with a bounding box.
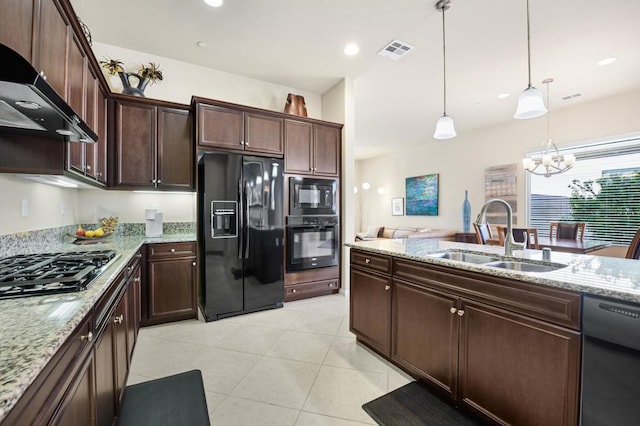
[289,177,337,215]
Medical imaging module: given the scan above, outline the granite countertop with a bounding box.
[0,234,196,422]
[346,239,640,304]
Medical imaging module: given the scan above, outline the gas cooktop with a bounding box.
[0,250,118,299]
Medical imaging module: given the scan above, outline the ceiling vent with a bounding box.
[377,39,414,60]
[561,93,583,101]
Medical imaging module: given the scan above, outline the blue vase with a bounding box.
[462,190,471,233]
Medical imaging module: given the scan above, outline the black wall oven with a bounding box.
[289,177,337,215]
[286,216,339,271]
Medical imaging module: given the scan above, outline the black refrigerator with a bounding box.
[197,152,284,321]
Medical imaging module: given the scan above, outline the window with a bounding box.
[527,136,640,245]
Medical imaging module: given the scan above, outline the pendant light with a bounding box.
[513,0,547,119]
[433,0,456,139]
[522,78,576,177]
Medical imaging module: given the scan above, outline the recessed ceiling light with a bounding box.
[196,41,208,48]
[497,93,510,99]
[344,43,360,56]
[597,57,617,66]
[204,0,223,7]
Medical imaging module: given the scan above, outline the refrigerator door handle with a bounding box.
[238,179,244,259]
[244,179,250,259]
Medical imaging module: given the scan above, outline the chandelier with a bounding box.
[522,78,576,177]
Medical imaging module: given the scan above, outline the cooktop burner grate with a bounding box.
[0,250,118,299]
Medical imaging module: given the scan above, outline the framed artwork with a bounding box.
[406,174,439,216]
[392,197,404,216]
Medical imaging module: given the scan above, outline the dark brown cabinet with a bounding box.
[350,251,392,357]
[350,249,582,426]
[35,0,69,98]
[112,96,193,190]
[284,120,340,176]
[145,242,197,325]
[195,101,284,156]
[0,0,35,62]
[51,347,95,426]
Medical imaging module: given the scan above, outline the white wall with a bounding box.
[356,89,640,232]
[92,42,322,118]
[0,44,325,236]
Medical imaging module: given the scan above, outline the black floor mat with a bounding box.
[362,381,485,426]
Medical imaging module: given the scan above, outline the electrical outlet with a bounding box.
[21,199,28,217]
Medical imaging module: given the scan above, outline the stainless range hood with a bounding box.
[0,43,97,143]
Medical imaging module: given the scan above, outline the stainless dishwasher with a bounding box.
[581,295,640,425]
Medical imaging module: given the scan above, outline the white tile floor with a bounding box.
[127,293,414,425]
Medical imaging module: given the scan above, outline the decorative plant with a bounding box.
[99,58,124,75]
[138,62,163,84]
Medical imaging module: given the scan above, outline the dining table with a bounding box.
[536,236,611,254]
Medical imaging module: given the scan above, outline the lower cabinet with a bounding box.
[145,242,197,325]
[350,252,392,357]
[49,351,95,426]
[284,266,340,302]
[351,249,582,426]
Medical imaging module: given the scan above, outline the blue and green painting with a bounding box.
[406,174,439,216]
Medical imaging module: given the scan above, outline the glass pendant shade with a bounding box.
[433,114,456,139]
[514,86,547,119]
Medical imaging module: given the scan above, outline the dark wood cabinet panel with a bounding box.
[112,98,192,190]
[114,101,156,187]
[126,263,141,362]
[459,300,581,426]
[36,0,69,98]
[350,267,391,356]
[0,0,35,62]
[284,121,340,176]
[197,104,243,150]
[113,292,129,409]
[84,71,98,179]
[157,107,193,190]
[50,352,95,426]
[392,280,458,397]
[66,34,86,176]
[284,120,313,174]
[148,258,197,322]
[94,321,116,426]
[245,113,283,154]
[313,124,340,176]
[95,86,108,184]
[285,279,339,301]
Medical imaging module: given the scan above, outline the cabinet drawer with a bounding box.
[147,242,196,259]
[351,250,391,275]
[285,279,339,301]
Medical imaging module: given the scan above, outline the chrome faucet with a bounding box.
[475,198,526,256]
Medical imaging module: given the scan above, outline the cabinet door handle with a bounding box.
[384,285,390,291]
[134,277,141,283]
[365,258,371,264]
[170,248,176,253]
[457,310,465,317]
[80,331,93,342]
[450,307,457,314]
[113,314,124,324]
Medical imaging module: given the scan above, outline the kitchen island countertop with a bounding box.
[0,233,195,422]
[346,238,640,304]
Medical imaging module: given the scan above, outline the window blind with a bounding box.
[527,136,640,245]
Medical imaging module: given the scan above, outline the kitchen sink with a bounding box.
[484,260,566,273]
[428,251,500,264]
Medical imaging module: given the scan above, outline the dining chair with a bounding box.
[625,228,640,259]
[550,222,586,242]
[497,226,539,249]
[473,222,493,244]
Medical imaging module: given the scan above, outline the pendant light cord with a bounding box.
[526,0,532,89]
[441,1,447,114]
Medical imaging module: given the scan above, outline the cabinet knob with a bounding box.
[127,266,133,273]
[86,164,92,170]
[113,314,124,324]
[134,277,141,283]
[450,307,457,314]
[457,310,465,317]
[136,253,142,259]
[151,179,156,184]
[80,331,93,342]
[192,261,197,266]
[384,285,390,291]
[97,172,102,177]
[292,289,297,293]
[157,180,162,184]
[170,248,176,253]
[365,258,371,264]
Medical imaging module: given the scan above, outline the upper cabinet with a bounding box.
[0,0,36,62]
[284,120,340,177]
[110,96,193,191]
[195,100,283,156]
